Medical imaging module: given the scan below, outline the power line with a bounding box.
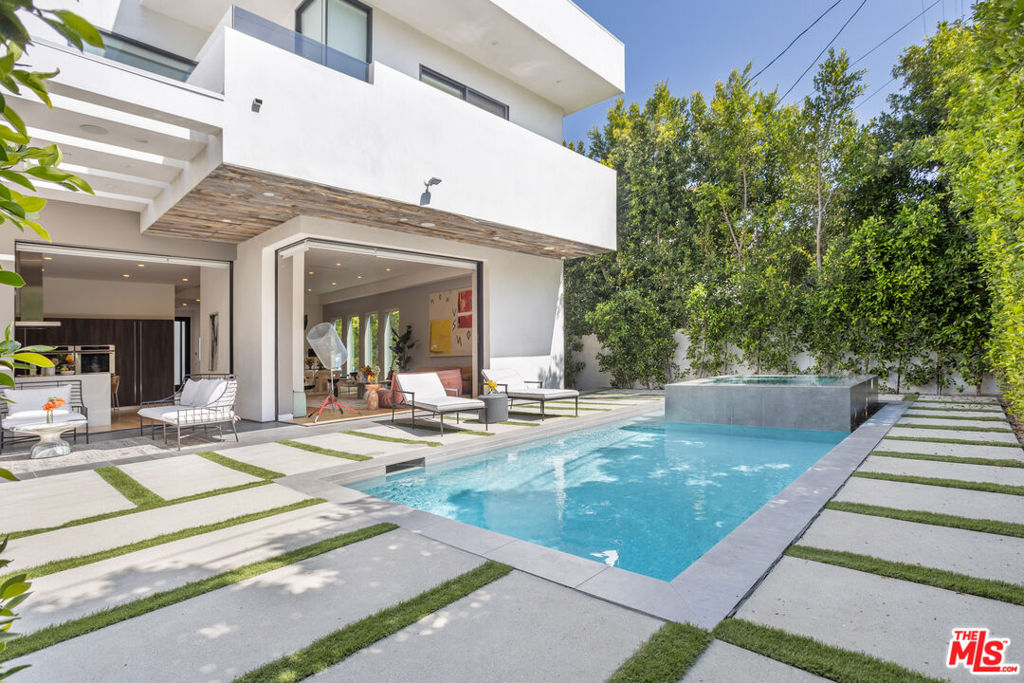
[752,0,847,81]
[852,0,941,66]
[781,0,868,101]
[855,75,897,109]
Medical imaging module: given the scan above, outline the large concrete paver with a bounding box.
[887,427,1019,444]
[118,453,260,499]
[215,441,348,475]
[860,455,1024,487]
[905,409,1007,420]
[0,470,133,533]
[898,416,1013,430]
[735,557,1024,683]
[875,438,1023,461]
[317,571,662,683]
[10,530,483,683]
[683,640,826,682]
[798,509,1024,584]
[833,477,1024,524]
[20,503,372,632]
[4,484,311,573]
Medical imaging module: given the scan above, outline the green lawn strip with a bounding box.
[0,498,326,583]
[871,450,1024,468]
[787,545,1024,606]
[825,501,1024,538]
[883,434,1019,448]
[278,439,373,460]
[235,560,513,683]
[0,522,397,663]
[852,471,1024,496]
[337,431,440,448]
[897,422,1014,433]
[606,622,711,683]
[713,618,943,683]
[907,405,1003,413]
[902,413,1007,421]
[197,450,284,479]
[94,466,164,507]
[464,418,541,427]
[385,422,494,437]
[6,480,273,540]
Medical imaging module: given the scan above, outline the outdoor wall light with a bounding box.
[251,98,263,113]
[420,177,442,206]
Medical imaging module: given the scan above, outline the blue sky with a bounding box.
[563,0,970,144]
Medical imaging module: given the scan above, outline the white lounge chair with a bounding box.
[0,381,89,453]
[481,369,578,420]
[138,374,239,449]
[390,372,485,434]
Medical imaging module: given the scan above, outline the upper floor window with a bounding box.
[420,66,509,120]
[83,31,195,81]
[296,0,371,63]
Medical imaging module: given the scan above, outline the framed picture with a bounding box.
[209,312,219,371]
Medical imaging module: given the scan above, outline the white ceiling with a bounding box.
[302,247,466,296]
[22,249,202,286]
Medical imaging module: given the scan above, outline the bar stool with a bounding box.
[111,375,120,413]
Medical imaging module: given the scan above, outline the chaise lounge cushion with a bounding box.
[3,410,87,428]
[481,369,579,400]
[138,405,234,425]
[393,372,484,413]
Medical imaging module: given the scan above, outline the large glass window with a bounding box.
[384,310,400,373]
[296,0,370,62]
[346,316,360,372]
[83,32,195,81]
[420,66,509,120]
[364,312,379,369]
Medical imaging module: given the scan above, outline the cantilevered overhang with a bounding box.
[140,0,624,113]
[146,164,611,259]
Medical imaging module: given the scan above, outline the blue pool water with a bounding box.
[705,375,843,386]
[350,415,846,580]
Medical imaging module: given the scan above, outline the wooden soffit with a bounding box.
[145,164,609,259]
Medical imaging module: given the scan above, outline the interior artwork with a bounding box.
[428,287,473,356]
[209,313,219,371]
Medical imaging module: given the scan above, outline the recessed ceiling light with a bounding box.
[182,277,189,282]
[335,262,341,266]
[220,219,232,223]
[543,246,555,251]
[42,256,52,261]
[357,275,363,279]
[307,288,312,292]
[195,299,200,303]
[385,267,391,272]
[79,123,109,135]
[331,281,336,286]
[308,271,314,275]
[40,267,44,272]
[262,192,274,197]
[421,222,435,227]
[122,274,130,278]
[398,218,408,222]
[182,302,187,307]
[137,263,145,267]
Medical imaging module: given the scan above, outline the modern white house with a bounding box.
[0,0,623,427]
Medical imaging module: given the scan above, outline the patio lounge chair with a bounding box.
[390,371,485,435]
[0,380,89,453]
[481,368,578,420]
[138,374,239,449]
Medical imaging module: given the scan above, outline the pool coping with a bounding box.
[281,398,910,629]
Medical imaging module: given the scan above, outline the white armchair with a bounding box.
[138,374,239,449]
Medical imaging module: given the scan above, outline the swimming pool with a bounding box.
[349,415,846,581]
[705,375,843,386]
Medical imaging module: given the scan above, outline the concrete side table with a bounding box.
[11,417,88,458]
[478,393,508,426]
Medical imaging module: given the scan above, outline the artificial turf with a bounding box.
[338,430,441,447]
[235,561,513,682]
[825,501,1024,538]
[197,450,285,479]
[0,523,397,663]
[277,439,373,460]
[606,622,712,683]
[870,450,1024,468]
[94,466,164,507]
[852,471,1024,496]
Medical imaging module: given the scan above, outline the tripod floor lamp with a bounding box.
[305,322,360,422]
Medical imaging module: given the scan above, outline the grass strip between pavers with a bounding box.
[825,501,1024,538]
[278,440,373,460]
[235,560,513,682]
[787,545,1024,606]
[0,522,397,663]
[852,471,1024,496]
[339,430,441,447]
[713,618,944,683]
[94,466,164,507]
[465,418,541,427]
[871,450,1024,468]
[606,622,711,683]
[906,405,1003,413]
[197,450,284,479]
[897,422,1014,433]
[5,480,273,540]
[385,422,495,437]
[883,434,1020,448]
[902,412,1007,421]
[0,497,326,583]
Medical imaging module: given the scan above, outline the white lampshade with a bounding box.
[306,322,348,371]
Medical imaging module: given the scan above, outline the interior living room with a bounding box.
[282,239,478,425]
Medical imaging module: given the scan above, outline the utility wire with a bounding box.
[852,0,941,66]
[781,0,868,100]
[752,0,846,81]
[855,75,897,109]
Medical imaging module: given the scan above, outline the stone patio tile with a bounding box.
[4,484,312,573]
[289,431,411,457]
[483,539,608,587]
[361,421,492,445]
[897,416,1013,430]
[9,531,482,683]
[0,470,134,533]
[908,409,1006,419]
[875,438,1023,461]
[317,571,662,683]
[915,396,1001,404]
[887,427,1019,444]
[118,453,261,499]
[833,477,1024,524]
[683,640,826,682]
[214,441,350,475]
[21,503,374,632]
[860,454,1024,487]
[735,557,1024,683]
[798,509,1024,584]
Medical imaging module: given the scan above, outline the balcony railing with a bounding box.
[230,7,370,83]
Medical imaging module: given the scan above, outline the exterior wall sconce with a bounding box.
[420,177,442,206]
[251,98,263,113]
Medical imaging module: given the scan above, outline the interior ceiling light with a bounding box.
[356,275,363,279]
[385,267,391,272]
[421,222,436,228]
[182,302,187,307]
[262,192,274,197]
[182,277,189,282]
[79,123,108,135]
[307,288,312,292]
[137,263,145,267]
[335,262,341,266]
[122,273,130,278]
[42,256,52,261]
[331,281,336,286]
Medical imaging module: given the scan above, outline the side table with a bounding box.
[11,417,88,459]
[478,393,509,426]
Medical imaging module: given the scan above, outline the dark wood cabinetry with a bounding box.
[18,318,174,406]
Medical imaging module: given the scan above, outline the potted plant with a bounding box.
[390,324,416,372]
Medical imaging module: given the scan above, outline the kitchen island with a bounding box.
[15,373,112,427]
